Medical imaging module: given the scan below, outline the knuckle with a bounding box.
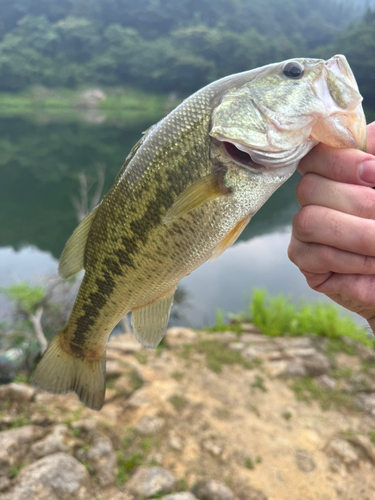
[362,255,375,270]
[330,152,343,182]
[288,237,304,266]
[318,245,334,267]
[357,189,375,219]
[296,174,317,206]
[292,206,316,240]
[359,220,375,254]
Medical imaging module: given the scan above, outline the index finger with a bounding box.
[298,122,375,186]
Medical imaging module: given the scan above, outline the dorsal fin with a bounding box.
[58,207,98,279]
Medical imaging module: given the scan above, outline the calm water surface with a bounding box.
[0,110,367,328]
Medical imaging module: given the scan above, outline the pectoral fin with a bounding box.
[164,172,230,224]
[59,207,98,279]
[131,287,176,349]
[210,215,251,262]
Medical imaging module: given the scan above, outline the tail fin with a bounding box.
[32,334,106,411]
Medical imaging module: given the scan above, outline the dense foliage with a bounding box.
[0,0,374,101]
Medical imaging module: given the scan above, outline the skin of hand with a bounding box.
[288,122,375,334]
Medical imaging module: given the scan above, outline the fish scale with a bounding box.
[33,55,367,410]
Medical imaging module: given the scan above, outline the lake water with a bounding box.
[0,108,368,329]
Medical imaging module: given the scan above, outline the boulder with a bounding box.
[135,415,165,435]
[3,452,90,500]
[192,480,236,500]
[31,425,74,458]
[126,466,177,497]
[295,449,316,472]
[165,327,197,347]
[0,425,46,469]
[86,432,117,487]
[0,383,35,404]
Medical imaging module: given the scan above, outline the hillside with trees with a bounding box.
[0,0,374,104]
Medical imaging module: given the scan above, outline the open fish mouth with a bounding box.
[219,135,317,174]
[222,141,264,170]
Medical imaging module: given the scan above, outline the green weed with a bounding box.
[291,377,356,411]
[282,411,292,421]
[135,352,148,365]
[250,289,372,346]
[250,375,267,393]
[8,463,24,479]
[244,457,254,469]
[129,369,144,391]
[182,339,255,373]
[13,372,28,383]
[208,309,243,334]
[168,394,188,411]
[171,371,184,381]
[116,430,157,486]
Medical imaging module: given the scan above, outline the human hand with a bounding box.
[288,122,375,333]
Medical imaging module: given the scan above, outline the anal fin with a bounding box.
[131,287,176,349]
[210,215,251,262]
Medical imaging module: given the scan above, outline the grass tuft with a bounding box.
[250,289,372,346]
[182,339,257,373]
[291,376,356,411]
[168,394,188,411]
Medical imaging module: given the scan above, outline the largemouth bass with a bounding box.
[33,55,366,410]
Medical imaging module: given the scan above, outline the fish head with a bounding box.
[210,55,366,182]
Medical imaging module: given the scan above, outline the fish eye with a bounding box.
[283,62,304,79]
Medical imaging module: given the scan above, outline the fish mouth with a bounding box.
[219,136,316,172]
[222,141,265,171]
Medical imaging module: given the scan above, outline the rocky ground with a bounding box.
[1,325,375,500]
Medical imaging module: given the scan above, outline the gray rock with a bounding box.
[136,415,165,435]
[126,388,151,409]
[243,347,259,361]
[346,435,375,464]
[274,337,312,348]
[0,383,35,404]
[301,353,330,377]
[0,425,46,468]
[4,452,90,500]
[31,425,73,458]
[168,434,184,451]
[240,324,263,334]
[325,439,359,465]
[284,348,317,358]
[193,480,235,500]
[229,342,245,351]
[126,466,177,497]
[316,375,337,390]
[86,431,117,487]
[106,360,127,378]
[202,440,223,457]
[357,393,375,417]
[0,476,11,492]
[240,333,269,343]
[282,361,307,378]
[295,449,316,472]
[165,327,197,347]
[162,494,197,500]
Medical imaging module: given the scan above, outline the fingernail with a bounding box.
[359,161,375,185]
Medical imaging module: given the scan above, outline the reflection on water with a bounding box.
[0,111,368,328]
